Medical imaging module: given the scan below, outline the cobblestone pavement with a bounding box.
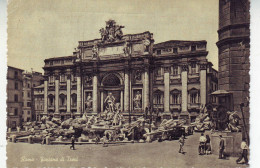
[7,132,249,168]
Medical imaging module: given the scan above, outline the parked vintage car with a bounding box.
[167,126,185,140]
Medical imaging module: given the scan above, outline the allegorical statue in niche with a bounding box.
[92,44,98,58]
[104,92,116,113]
[133,91,142,109]
[85,93,93,110]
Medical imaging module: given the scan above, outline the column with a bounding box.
[93,75,98,113]
[66,74,71,113]
[200,64,207,106]
[55,75,59,114]
[76,76,81,115]
[121,90,124,112]
[43,77,48,115]
[144,67,149,109]
[101,91,104,113]
[181,64,188,112]
[124,70,130,112]
[164,67,170,113]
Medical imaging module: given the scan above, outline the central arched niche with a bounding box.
[102,73,121,86]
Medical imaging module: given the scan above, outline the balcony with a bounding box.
[170,104,181,111]
[59,105,67,110]
[188,103,200,110]
[71,105,77,110]
[48,105,54,110]
[153,104,164,112]
[48,85,55,91]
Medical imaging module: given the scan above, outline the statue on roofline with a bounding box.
[99,19,125,43]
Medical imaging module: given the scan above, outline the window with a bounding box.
[40,105,43,110]
[14,71,18,78]
[191,45,196,52]
[61,60,64,64]
[190,92,199,104]
[27,83,30,88]
[191,63,196,74]
[14,108,18,116]
[27,92,30,98]
[71,94,77,107]
[12,121,16,128]
[173,48,178,54]
[156,50,161,55]
[28,111,30,115]
[14,94,18,102]
[22,92,24,97]
[33,84,36,87]
[15,82,18,90]
[153,91,164,105]
[60,94,66,106]
[170,94,179,104]
[171,66,178,75]
[27,117,30,122]
[22,111,24,115]
[27,102,31,107]
[49,95,54,106]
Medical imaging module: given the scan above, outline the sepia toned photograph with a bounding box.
[5,0,251,167]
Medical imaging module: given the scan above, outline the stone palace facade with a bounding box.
[41,20,218,122]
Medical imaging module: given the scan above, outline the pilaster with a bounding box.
[43,75,48,115]
[54,73,59,114]
[164,66,170,113]
[200,63,207,106]
[124,68,130,112]
[181,64,188,113]
[66,73,71,113]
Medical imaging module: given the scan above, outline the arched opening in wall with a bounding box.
[101,73,122,112]
[102,73,121,86]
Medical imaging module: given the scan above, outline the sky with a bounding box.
[7,0,219,73]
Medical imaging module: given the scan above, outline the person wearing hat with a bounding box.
[219,135,225,159]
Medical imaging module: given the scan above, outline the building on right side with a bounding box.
[216,0,250,133]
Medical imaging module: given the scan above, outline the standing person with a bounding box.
[236,138,249,164]
[179,135,185,154]
[205,134,211,155]
[199,133,207,155]
[219,135,225,159]
[70,135,75,150]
